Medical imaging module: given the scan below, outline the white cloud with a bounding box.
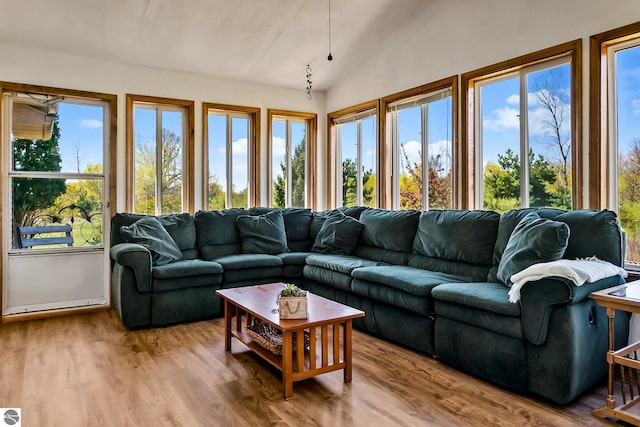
[633,99,640,114]
[272,136,286,158]
[506,94,519,104]
[400,140,421,164]
[428,139,451,158]
[483,107,519,131]
[232,137,248,155]
[80,119,102,128]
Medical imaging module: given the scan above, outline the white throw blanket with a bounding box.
[508,256,627,303]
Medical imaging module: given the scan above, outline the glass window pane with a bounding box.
[427,98,452,209]
[12,177,103,249]
[527,64,572,209]
[340,122,358,207]
[616,44,640,265]
[361,117,377,208]
[480,77,521,212]
[133,107,157,214]
[272,120,286,207]
[160,110,183,214]
[231,117,249,208]
[290,122,306,207]
[398,106,422,210]
[208,113,227,210]
[12,101,104,174]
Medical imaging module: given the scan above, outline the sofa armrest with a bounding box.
[110,243,152,293]
[520,274,625,345]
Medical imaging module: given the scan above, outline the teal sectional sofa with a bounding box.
[110,206,628,404]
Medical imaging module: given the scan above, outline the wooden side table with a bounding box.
[591,280,640,425]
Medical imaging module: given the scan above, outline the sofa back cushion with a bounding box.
[311,210,364,255]
[120,216,183,266]
[236,210,289,254]
[487,208,625,282]
[409,210,500,280]
[111,212,198,259]
[195,208,246,260]
[353,208,420,264]
[538,209,624,266]
[496,212,570,285]
[282,208,313,251]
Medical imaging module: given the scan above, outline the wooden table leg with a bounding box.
[224,300,232,351]
[606,307,616,409]
[282,330,293,399]
[344,320,353,383]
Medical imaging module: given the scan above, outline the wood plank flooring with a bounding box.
[0,310,625,426]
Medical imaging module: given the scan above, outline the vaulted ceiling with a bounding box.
[0,0,428,91]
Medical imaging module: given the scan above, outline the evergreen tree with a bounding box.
[273,137,306,207]
[12,118,66,232]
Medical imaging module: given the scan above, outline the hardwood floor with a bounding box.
[0,310,625,426]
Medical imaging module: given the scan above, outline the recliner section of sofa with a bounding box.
[110,206,628,404]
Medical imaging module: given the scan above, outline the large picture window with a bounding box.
[591,22,640,267]
[382,77,456,210]
[268,109,317,209]
[126,94,194,214]
[204,103,259,209]
[328,100,379,208]
[461,40,581,210]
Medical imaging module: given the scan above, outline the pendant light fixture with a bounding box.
[327,0,333,61]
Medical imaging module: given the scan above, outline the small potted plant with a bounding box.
[277,283,308,319]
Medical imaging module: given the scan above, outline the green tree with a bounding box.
[342,158,358,206]
[342,158,375,207]
[273,137,306,207]
[12,118,66,236]
[483,148,558,212]
[134,128,182,214]
[399,144,451,210]
[208,173,226,210]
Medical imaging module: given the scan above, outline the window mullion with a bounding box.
[356,120,363,206]
[225,114,233,208]
[286,120,292,207]
[155,107,163,215]
[336,125,343,206]
[392,112,400,210]
[519,72,530,208]
[421,104,429,211]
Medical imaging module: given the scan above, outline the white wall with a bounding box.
[0,44,327,211]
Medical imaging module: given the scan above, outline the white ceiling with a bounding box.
[0,0,428,91]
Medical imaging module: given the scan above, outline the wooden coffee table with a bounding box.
[216,283,365,399]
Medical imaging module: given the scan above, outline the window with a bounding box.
[461,40,581,211]
[5,90,114,250]
[126,94,194,214]
[382,77,456,210]
[268,109,317,209]
[204,103,260,209]
[328,100,379,208]
[591,22,640,266]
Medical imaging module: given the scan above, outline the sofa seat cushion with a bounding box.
[278,252,313,265]
[151,260,223,292]
[305,254,386,275]
[214,253,283,270]
[432,282,522,339]
[352,265,471,297]
[153,259,223,279]
[431,282,520,316]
